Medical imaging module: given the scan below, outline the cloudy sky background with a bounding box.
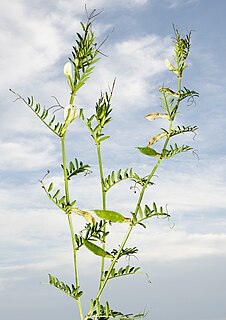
[1,0,226,319]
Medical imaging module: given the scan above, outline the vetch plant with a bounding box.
[11,10,198,320]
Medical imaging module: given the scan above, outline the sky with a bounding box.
[0,0,226,319]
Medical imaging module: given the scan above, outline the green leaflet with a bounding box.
[105,265,141,280]
[93,209,131,223]
[162,143,192,159]
[48,274,83,300]
[83,239,113,258]
[86,299,145,320]
[136,146,160,157]
[47,182,53,192]
[103,168,134,192]
[98,135,110,143]
[10,89,66,137]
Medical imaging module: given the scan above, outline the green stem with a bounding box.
[95,76,182,303]
[95,157,163,301]
[96,224,133,300]
[61,136,70,203]
[134,159,161,215]
[97,144,106,210]
[61,135,84,320]
[96,143,107,288]
[70,92,75,105]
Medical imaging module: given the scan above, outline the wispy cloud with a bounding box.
[165,0,199,9]
[0,137,57,171]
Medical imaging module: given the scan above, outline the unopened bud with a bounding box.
[75,58,79,67]
[64,62,73,77]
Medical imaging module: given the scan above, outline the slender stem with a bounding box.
[61,135,84,320]
[61,136,70,203]
[95,75,182,303]
[95,157,162,301]
[97,144,106,210]
[96,143,107,288]
[70,92,75,105]
[96,224,133,300]
[134,159,161,215]
[135,76,181,211]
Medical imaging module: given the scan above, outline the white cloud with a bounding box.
[112,34,172,96]
[0,136,57,171]
[165,0,199,9]
[143,160,226,213]
[0,1,64,90]
[0,0,149,91]
[140,229,226,261]
[72,33,173,118]
[82,0,149,9]
[1,206,225,278]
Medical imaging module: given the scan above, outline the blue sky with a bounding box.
[1,0,226,319]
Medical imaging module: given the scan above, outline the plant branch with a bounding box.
[61,135,84,320]
[96,143,107,289]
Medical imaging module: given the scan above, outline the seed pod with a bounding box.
[136,146,161,157]
[83,239,113,258]
[93,209,131,223]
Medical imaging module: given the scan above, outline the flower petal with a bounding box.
[145,112,169,120]
[64,104,78,124]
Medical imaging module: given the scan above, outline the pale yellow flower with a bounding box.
[64,62,73,77]
[64,104,78,124]
[165,59,174,70]
[165,59,178,75]
[71,208,96,224]
[145,112,169,120]
[148,132,167,146]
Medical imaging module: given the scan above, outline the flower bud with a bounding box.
[75,58,79,67]
[64,62,73,77]
[64,104,78,124]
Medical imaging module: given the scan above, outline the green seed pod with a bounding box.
[83,239,113,258]
[136,147,161,157]
[93,209,131,223]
